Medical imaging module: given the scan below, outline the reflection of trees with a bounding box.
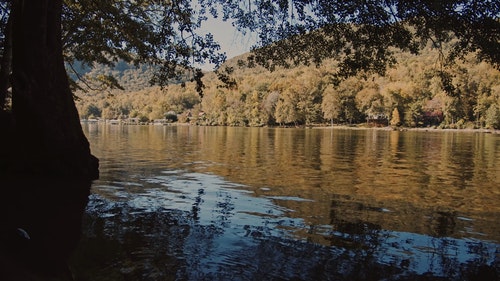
[81,125,500,279]
[87,125,499,242]
[329,198,382,251]
[326,196,499,280]
[431,211,457,237]
[71,192,499,280]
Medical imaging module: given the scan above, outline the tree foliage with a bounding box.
[76,45,499,129]
[62,0,226,83]
[201,0,499,78]
[0,0,228,109]
[3,0,498,104]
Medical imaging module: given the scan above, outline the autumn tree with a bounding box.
[322,84,342,126]
[390,108,402,127]
[201,88,227,125]
[485,105,500,129]
[225,89,247,126]
[245,90,268,126]
[324,77,363,124]
[296,70,323,125]
[275,87,300,126]
[262,90,280,125]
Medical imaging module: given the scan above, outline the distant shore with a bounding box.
[81,119,500,134]
[312,124,500,134]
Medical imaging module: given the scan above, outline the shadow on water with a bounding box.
[0,179,91,281]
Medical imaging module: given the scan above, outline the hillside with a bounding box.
[75,45,500,129]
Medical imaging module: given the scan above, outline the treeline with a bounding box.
[75,45,500,129]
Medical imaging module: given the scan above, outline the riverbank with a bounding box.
[313,124,500,134]
[80,119,500,134]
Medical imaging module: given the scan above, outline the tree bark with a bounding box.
[5,0,98,181]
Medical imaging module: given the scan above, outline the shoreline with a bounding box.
[311,124,500,134]
[80,120,500,134]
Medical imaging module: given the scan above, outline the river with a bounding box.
[73,124,500,280]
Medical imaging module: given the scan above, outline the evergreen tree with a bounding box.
[390,108,401,127]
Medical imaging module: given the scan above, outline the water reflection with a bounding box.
[78,124,499,280]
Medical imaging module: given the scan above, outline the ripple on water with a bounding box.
[84,169,499,280]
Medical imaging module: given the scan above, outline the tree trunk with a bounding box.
[5,0,98,181]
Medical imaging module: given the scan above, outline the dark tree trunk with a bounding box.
[4,0,98,180]
[0,3,97,278]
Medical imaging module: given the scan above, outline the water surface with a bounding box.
[74,124,500,280]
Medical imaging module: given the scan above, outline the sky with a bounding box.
[198,16,258,69]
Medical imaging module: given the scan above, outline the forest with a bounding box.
[76,42,500,129]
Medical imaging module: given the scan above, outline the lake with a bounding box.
[74,124,500,280]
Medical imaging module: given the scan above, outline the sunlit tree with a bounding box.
[275,87,300,126]
[245,90,268,126]
[225,89,246,126]
[201,88,227,125]
[322,84,342,126]
[390,107,402,127]
[485,105,500,129]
